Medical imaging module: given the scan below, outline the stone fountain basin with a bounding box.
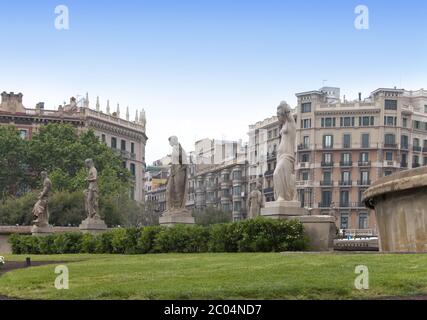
[363,167,427,253]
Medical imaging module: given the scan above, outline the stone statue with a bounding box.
[248,181,264,218]
[32,171,52,227]
[165,136,188,214]
[273,101,297,201]
[84,158,100,219]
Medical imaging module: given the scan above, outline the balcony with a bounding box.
[322,144,334,150]
[423,147,427,153]
[296,180,312,187]
[298,144,310,151]
[339,161,353,167]
[412,163,421,168]
[321,161,334,167]
[384,143,398,149]
[413,146,422,152]
[264,170,274,177]
[357,180,371,186]
[338,180,352,187]
[263,187,274,194]
[320,180,333,187]
[318,202,332,208]
[339,202,364,208]
[401,162,408,168]
[358,161,371,167]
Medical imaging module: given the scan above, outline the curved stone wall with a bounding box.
[363,167,427,252]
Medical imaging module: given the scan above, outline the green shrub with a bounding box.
[9,218,309,254]
[96,231,114,253]
[80,234,97,253]
[137,226,165,253]
[154,225,210,253]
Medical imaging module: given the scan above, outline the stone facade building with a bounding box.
[186,139,248,221]
[0,92,147,202]
[248,87,427,232]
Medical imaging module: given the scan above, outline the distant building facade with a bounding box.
[248,87,427,232]
[0,91,148,202]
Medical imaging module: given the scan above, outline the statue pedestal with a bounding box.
[31,225,54,236]
[261,200,308,218]
[79,217,107,235]
[159,209,195,227]
[261,201,335,251]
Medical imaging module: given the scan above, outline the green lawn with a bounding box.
[0,253,426,300]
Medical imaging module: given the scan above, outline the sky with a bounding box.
[1,0,427,163]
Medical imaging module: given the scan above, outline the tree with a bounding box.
[26,123,130,196]
[0,126,28,200]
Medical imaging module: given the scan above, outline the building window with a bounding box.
[384,134,396,146]
[121,140,126,151]
[101,134,106,143]
[341,117,355,127]
[321,190,332,207]
[302,171,310,181]
[424,157,427,166]
[385,100,397,110]
[341,153,351,163]
[414,138,420,147]
[323,153,332,164]
[424,105,427,113]
[360,152,369,162]
[414,120,421,130]
[385,152,393,161]
[301,119,311,129]
[360,171,369,184]
[323,135,333,148]
[301,153,310,163]
[384,116,396,126]
[402,118,408,128]
[233,201,242,212]
[359,116,374,127]
[19,129,28,139]
[321,117,336,128]
[131,142,135,154]
[340,190,349,207]
[384,170,392,177]
[341,171,351,183]
[413,155,419,166]
[233,186,241,196]
[401,135,409,149]
[361,134,370,148]
[301,102,312,113]
[303,136,310,148]
[340,213,349,229]
[358,213,368,229]
[130,163,136,176]
[323,171,331,183]
[111,137,117,149]
[343,134,351,148]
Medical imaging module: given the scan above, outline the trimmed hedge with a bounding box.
[9,218,309,254]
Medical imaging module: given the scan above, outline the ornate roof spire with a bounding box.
[96,96,100,112]
[85,92,89,108]
[135,110,139,122]
[106,100,110,114]
[126,106,130,121]
[116,103,120,117]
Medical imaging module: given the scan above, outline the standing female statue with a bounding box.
[165,136,189,213]
[273,101,297,202]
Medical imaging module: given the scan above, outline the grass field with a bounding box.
[0,253,427,300]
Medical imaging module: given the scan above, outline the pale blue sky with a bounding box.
[1,0,426,162]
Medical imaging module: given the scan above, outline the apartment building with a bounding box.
[186,139,248,221]
[0,91,147,202]
[295,87,427,231]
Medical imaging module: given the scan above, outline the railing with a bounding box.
[413,146,422,152]
[339,180,352,186]
[318,202,331,208]
[339,202,366,208]
[320,181,333,186]
[264,170,274,177]
[263,187,274,194]
[340,229,378,239]
[358,161,371,167]
[401,162,408,168]
[321,161,334,167]
[357,180,371,186]
[412,163,421,168]
[384,143,398,149]
[297,144,310,151]
[339,161,353,167]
